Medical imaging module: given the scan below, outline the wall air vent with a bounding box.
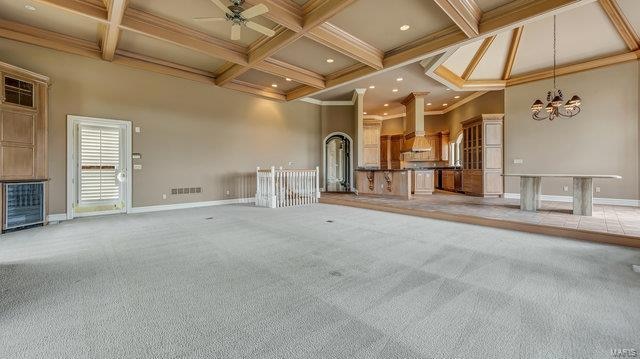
[171,187,202,195]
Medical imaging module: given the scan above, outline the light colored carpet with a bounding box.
[1,203,639,359]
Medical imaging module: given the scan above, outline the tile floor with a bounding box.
[323,191,640,237]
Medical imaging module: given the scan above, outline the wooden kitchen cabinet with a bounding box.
[461,114,503,197]
[363,119,382,168]
[442,170,455,191]
[412,169,434,195]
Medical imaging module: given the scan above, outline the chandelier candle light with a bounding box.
[531,15,582,121]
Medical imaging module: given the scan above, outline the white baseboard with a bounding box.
[48,198,256,221]
[129,197,255,213]
[47,213,68,222]
[504,193,640,207]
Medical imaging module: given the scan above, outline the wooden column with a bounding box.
[354,88,366,167]
[520,176,541,211]
[573,177,593,216]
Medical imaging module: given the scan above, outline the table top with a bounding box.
[503,174,622,179]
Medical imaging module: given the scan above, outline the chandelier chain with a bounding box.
[553,15,557,90]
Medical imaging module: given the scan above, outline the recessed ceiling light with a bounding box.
[285,78,292,82]
[369,85,375,89]
[454,95,460,99]
[396,77,403,82]
[384,104,389,107]
[443,103,448,106]
[392,89,398,93]
[400,25,410,31]
[383,112,388,116]
[363,112,367,115]
[24,4,36,10]
[271,84,278,88]
[426,102,432,106]
[326,58,334,63]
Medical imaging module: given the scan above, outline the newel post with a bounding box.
[315,166,320,200]
[270,166,277,208]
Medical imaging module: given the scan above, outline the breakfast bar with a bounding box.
[503,174,622,216]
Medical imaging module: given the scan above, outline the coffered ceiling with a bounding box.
[0,0,637,105]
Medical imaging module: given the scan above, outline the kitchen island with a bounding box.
[355,168,435,199]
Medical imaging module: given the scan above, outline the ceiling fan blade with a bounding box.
[209,0,232,15]
[246,21,275,37]
[193,17,226,22]
[231,24,241,40]
[240,3,269,19]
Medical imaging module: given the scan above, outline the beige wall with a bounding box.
[0,39,322,213]
[443,91,505,136]
[504,61,639,200]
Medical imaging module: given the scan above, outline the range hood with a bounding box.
[400,92,431,153]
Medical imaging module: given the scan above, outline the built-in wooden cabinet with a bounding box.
[1,63,48,181]
[461,114,503,197]
[363,119,382,168]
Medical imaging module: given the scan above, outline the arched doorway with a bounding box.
[324,133,352,192]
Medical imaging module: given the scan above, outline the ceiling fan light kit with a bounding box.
[195,0,275,41]
[531,15,582,121]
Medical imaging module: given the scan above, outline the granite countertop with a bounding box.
[355,168,410,172]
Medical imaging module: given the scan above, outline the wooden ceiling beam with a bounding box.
[254,58,325,88]
[216,0,355,87]
[598,0,639,51]
[433,0,482,37]
[244,0,303,32]
[306,23,384,69]
[508,50,640,86]
[223,80,286,101]
[32,0,108,23]
[120,8,248,65]
[100,0,127,61]
[502,26,523,80]
[461,35,495,80]
[289,0,586,101]
[479,0,586,34]
[0,19,217,84]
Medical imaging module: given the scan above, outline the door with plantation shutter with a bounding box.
[75,124,126,214]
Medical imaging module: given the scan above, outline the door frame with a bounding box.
[66,115,132,220]
[323,132,354,192]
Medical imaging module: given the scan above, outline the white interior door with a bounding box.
[68,117,131,218]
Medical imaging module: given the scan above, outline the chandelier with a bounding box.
[531,15,582,121]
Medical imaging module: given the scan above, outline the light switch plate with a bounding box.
[563,186,569,192]
[135,127,141,133]
[513,159,523,164]
[133,164,142,170]
[595,187,601,193]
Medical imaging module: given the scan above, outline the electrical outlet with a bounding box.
[162,194,167,200]
[133,164,142,170]
[563,186,569,192]
[135,126,141,133]
[633,265,640,273]
[513,159,523,164]
[595,187,601,193]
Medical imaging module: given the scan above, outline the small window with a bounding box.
[3,76,34,107]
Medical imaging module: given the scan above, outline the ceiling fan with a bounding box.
[194,0,275,41]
